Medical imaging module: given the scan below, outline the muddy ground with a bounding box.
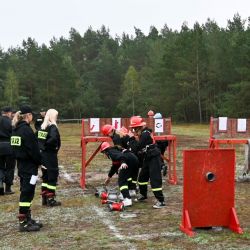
[0,123,249,250]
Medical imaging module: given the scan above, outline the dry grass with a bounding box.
[0,123,249,250]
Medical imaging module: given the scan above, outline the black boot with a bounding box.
[0,180,4,195]
[26,210,43,228]
[46,192,61,207]
[18,214,40,232]
[5,184,15,195]
[46,193,62,207]
[47,197,61,207]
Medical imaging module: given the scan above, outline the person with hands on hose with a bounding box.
[101,142,139,207]
[11,105,43,232]
[128,116,166,209]
[101,124,138,196]
[104,162,128,185]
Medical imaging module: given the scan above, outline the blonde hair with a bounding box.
[12,111,29,128]
[41,109,58,130]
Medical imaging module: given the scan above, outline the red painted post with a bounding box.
[80,140,86,189]
[80,118,177,188]
[173,137,177,184]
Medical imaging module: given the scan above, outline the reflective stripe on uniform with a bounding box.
[127,178,132,181]
[41,183,48,188]
[11,136,21,146]
[47,184,56,190]
[138,182,148,185]
[120,185,128,191]
[19,202,31,207]
[152,187,162,192]
[132,180,137,184]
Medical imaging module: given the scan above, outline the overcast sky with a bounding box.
[0,0,249,50]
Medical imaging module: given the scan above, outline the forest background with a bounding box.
[0,13,249,123]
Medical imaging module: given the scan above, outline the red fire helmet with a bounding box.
[129,116,146,128]
[101,124,114,136]
[100,142,111,152]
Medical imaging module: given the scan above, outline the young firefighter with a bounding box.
[128,116,166,208]
[37,109,61,206]
[101,124,138,196]
[11,105,42,232]
[100,142,139,207]
[0,107,16,195]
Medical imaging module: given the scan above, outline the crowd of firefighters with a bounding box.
[0,106,61,232]
[99,111,168,209]
[0,106,168,232]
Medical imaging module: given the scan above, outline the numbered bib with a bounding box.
[11,136,21,146]
[38,131,48,140]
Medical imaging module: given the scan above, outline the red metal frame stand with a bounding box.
[80,118,177,189]
[209,116,250,149]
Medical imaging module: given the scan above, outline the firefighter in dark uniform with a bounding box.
[34,108,46,131]
[101,142,139,207]
[0,107,16,195]
[11,105,42,232]
[37,109,61,206]
[128,116,166,209]
[101,124,138,196]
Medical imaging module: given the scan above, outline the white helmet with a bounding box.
[153,113,162,119]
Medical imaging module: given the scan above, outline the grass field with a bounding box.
[0,123,249,250]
